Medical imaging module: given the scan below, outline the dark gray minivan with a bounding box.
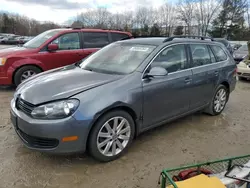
[11,36,237,162]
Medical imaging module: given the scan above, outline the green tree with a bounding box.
[124,24,130,32]
[150,23,160,36]
[2,13,10,33]
[209,0,247,40]
[173,26,184,35]
[142,24,149,36]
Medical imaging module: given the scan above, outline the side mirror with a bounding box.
[48,44,58,52]
[145,67,168,78]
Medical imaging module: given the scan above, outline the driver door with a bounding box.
[37,32,84,70]
[142,44,193,128]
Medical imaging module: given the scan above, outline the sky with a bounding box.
[1,0,166,24]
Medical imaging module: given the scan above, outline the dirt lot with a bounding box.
[0,80,250,188]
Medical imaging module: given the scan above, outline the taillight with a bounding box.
[233,68,237,77]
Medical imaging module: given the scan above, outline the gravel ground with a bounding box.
[0,44,13,49]
[0,80,250,188]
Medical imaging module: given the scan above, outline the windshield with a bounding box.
[80,43,156,74]
[24,30,61,48]
[238,44,248,51]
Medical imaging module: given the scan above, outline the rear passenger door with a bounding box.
[189,43,221,110]
[82,32,110,58]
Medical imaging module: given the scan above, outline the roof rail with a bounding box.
[163,35,214,42]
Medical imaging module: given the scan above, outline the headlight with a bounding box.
[0,57,7,66]
[31,99,79,119]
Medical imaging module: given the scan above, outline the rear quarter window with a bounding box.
[111,33,130,41]
[210,45,228,62]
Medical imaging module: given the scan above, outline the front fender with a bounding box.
[7,58,45,80]
[10,58,45,70]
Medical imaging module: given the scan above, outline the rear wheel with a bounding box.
[14,65,41,86]
[205,85,229,116]
[88,110,135,162]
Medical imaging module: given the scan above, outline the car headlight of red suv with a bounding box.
[0,57,7,66]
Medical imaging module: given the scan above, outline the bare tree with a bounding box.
[177,0,196,35]
[77,8,111,29]
[245,0,250,28]
[158,2,177,36]
[135,7,150,29]
[194,0,222,36]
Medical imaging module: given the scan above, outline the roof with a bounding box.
[121,37,217,46]
[49,28,131,35]
[122,37,166,46]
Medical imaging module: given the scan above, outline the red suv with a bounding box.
[0,28,132,86]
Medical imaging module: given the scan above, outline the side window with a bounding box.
[51,33,80,50]
[83,32,109,48]
[111,33,129,41]
[210,45,228,62]
[151,44,187,73]
[208,46,216,63]
[190,44,211,67]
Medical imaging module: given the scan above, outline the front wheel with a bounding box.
[88,110,135,162]
[205,85,229,116]
[14,65,41,86]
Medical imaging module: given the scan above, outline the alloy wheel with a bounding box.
[97,116,131,157]
[214,88,227,113]
[21,70,36,82]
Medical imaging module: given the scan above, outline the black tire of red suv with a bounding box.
[14,65,42,86]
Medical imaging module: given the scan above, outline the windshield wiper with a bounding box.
[82,67,93,72]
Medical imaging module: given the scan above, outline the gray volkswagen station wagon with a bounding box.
[10,36,237,162]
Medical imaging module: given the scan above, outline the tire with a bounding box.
[238,76,245,81]
[14,65,42,86]
[88,110,135,162]
[204,84,229,116]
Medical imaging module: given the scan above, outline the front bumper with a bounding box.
[10,99,91,154]
[237,66,250,78]
[0,76,11,85]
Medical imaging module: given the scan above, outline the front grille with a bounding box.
[18,129,59,149]
[16,98,35,115]
[242,73,250,77]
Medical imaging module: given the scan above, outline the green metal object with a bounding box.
[160,155,250,188]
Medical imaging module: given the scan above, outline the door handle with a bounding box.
[184,77,192,84]
[214,71,219,76]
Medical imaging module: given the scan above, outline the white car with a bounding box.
[0,36,7,43]
[237,58,250,80]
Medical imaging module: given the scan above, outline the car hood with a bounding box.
[0,46,36,57]
[16,65,123,105]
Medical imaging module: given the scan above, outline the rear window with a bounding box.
[83,32,109,48]
[111,33,130,41]
[215,39,229,47]
[238,44,248,51]
[210,45,228,62]
[190,44,211,67]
